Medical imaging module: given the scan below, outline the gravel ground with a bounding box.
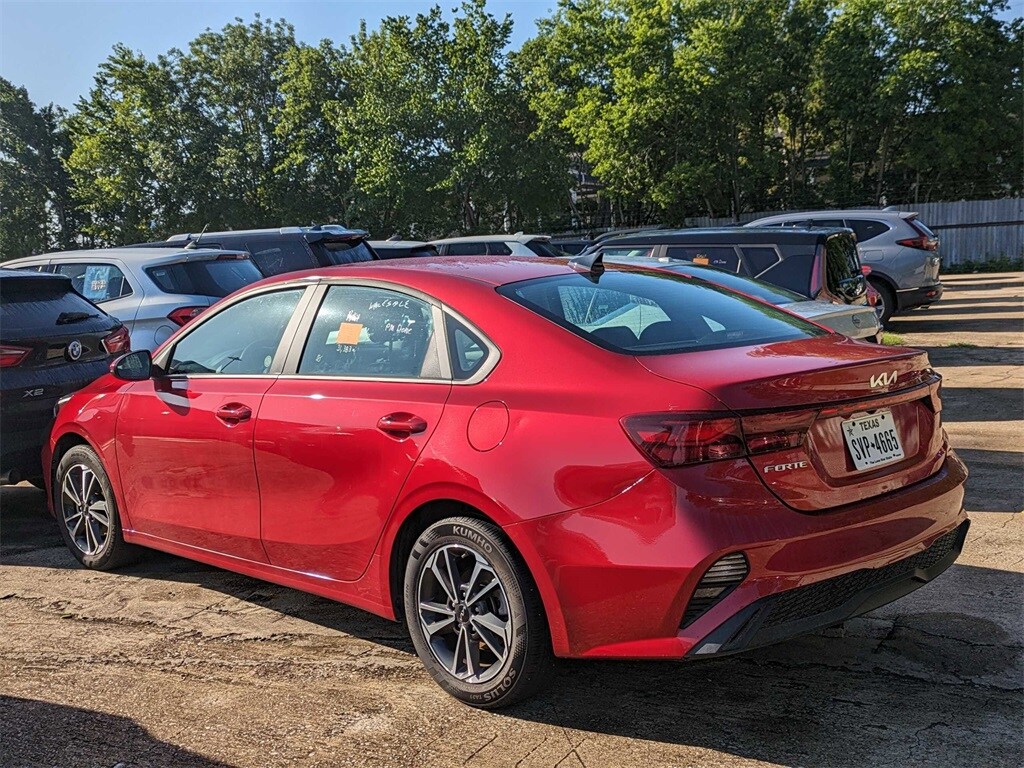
[1,272,1021,768]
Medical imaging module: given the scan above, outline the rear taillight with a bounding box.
[623,411,816,468]
[0,345,30,368]
[896,236,938,251]
[101,325,131,354]
[168,306,205,326]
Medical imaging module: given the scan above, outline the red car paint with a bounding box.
[45,257,967,660]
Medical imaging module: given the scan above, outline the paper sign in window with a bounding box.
[333,321,363,345]
[692,255,710,265]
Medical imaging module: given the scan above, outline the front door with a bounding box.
[256,284,451,581]
[116,287,307,560]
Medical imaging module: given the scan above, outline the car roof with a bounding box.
[162,224,368,243]
[596,226,848,246]
[369,240,432,248]
[6,247,247,267]
[748,209,914,221]
[430,233,550,245]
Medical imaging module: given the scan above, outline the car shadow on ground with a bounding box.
[0,696,234,767]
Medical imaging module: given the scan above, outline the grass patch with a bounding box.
[943,257,1023,274]
[947,341,978,348]
[881,332,906,346]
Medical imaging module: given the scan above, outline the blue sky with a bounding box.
[0,0,557,109]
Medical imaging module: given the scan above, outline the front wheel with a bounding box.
[53,445,139,570]
[403,516,553,708]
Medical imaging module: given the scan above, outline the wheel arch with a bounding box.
[379,493,570,656]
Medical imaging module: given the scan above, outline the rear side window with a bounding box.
[313,240,377,265]
[739,246,781,276]
[824,234,860,295]
[298,286,442,379]
[748,253,814,297]
[245,237,317,275]
[146,258,262,297]
[674,266,805,305]
[601,246,655,259]
[809,218,845,228]
[665,246,740,273]
[446,315,491,380]
[846,219,889,243]
[446,242,487,256]
[487,241,513,256]
[498,271,822,355]
[52,263,132,303]
[523,240,561,257]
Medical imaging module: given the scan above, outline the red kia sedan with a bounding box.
[44,256,968,708]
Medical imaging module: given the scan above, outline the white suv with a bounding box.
[3,247,264,350]
[430,233,565,257]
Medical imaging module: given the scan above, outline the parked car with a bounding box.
[744,209,943,323]
[369,240,438,259]
[603,254,881,341]
[0,269,129,485]
[548,237,592,255]
[3,248,264,350]
[46,255,967,708]
[136,224,379,276]
[590,227,873,311]
[430,233,565,257]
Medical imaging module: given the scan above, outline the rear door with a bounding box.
[256,282,451,581]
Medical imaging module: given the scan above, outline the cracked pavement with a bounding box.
[1,272,1021,767]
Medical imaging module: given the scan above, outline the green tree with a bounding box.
[0,78,78,258]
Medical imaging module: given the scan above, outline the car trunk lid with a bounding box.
[637,334,945,511]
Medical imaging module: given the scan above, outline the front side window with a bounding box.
[53,263,132,303]
[166,289,303,375]
[298,285,441,379]
[665,246,740,273]
[499,270,823,355]
[601,246,655,259]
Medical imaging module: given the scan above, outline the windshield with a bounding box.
[498,269,824,355]
[146,258,263,297]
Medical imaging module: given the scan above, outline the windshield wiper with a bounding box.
[57,311,100,325]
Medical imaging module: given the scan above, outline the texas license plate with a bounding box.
[842,410,905,471]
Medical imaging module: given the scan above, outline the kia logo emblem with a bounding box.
[869,370,897,388]
[66,340,83,361]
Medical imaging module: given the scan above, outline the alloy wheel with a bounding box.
[60,463,110,556]
[416,544,512,684]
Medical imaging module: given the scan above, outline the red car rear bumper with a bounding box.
[505,449,968,659]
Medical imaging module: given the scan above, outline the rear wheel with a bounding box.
[870,278,896,325]
[53,445,139,570]
[403,516,553,708]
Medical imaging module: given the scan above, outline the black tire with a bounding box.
[53,445,140,570]
[870,278,897,325]
[403,516,553,708]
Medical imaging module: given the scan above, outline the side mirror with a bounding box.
[111,350,153,381]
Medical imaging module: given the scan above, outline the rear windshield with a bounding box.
[524,240,563,258]
[0,278,112,335]
[668,264,806,305]
[146,258,263,297]
[824,234,860,295]
[313,239,377,265]
[498,270,823,355]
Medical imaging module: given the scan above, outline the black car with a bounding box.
[132,225,379,276]
[588,227,870,307]
[368,240,439,259]
[0,269,129,485]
